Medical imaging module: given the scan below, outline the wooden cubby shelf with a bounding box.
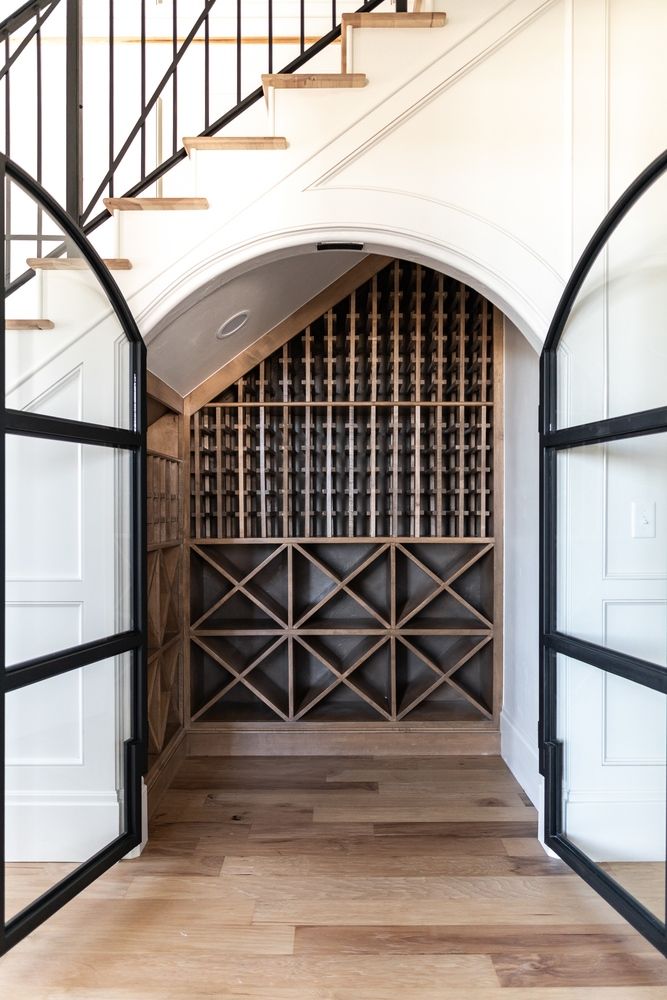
[188,260,502,733]
[190,538,495,725]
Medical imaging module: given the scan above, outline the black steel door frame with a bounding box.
[540,147,667,955]
[0,155,147,956]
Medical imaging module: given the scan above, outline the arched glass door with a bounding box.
[541,149,667,953]
[0,156,146,955]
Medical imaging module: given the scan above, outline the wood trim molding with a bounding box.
[146,728,187,820]
[183,137,288,154]
[186,728,500,757]
[26,257,132,271]
[5,319,55,330]
[147,371,184,414]
[185,254,391,412]
[104,197,209,212]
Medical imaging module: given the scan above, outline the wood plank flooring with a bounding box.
[1,755,665,998]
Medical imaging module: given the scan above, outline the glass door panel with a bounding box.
[556,435,667,658]
[556,653,666,923]
[556,168,667,429]
[5,437,133,667]
[4,654,133,922]
[541,149,667,955]
[4,175,133,430]
[0,155,146,957]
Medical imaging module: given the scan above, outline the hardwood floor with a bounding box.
[2,755,665,998]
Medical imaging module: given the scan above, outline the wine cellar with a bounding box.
[187,259,503,738]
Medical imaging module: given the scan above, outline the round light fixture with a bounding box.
[216,309,250,339]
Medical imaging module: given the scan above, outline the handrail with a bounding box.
[0,1,59,83]
[0,0,56,37]
[0,0,386,294]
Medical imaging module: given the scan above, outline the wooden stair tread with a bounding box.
[342,12,447,29]
[104,197,209,211]
[27,257,132,271]
[262,73,367,100]
[183,136,288,154]
[5,319,55,330]
[341,13,446,71]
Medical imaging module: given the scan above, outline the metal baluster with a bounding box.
[108,0,114,197]
[300,0,305,54]
[204,8,210,128]
[332,0,336,31]
[65,0,82,223]
[236,0,241,103]
[172,0,178,155]
[140,0,146,179]
[268,0,273,74]
[36,20,42,258]
[4,35,10,286]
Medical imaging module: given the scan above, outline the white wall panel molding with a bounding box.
[601,599,667,767]
[310,0,563,188]
[7,276,116,400]
[603,434,667,581]
[5,791,121,862]
[5,602,83,670]
[5,667,84,768]
[7,364,82,428]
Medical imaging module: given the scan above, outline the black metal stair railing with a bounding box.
[0,0,385,293]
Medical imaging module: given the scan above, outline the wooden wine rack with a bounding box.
[147,392,184,764]
[188,260,502,731]
[147,453,180,547]
[190,539,495,724]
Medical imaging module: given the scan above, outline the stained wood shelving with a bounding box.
[147,388,184,762]
[190,538,495,725]
[188,260,502,730]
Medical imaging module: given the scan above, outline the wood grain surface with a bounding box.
[1,755,662,999]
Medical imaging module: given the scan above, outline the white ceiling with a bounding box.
[145,250,365,397]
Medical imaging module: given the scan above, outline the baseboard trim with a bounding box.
[146,728,187,819]
[500,710,541,807]
[186,728,500,757]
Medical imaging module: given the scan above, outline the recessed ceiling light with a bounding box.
[216,310,250,339]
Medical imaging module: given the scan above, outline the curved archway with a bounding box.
[138,206,556,362]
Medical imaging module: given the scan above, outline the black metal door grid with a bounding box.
[540,147,667,956]
[0,153,147,957]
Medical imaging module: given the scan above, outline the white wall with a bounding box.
[501,320,541,807]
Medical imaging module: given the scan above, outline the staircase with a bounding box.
[4,4,450,403]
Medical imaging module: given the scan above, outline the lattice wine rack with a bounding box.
[189,260,502,727]
[147,400,184,762]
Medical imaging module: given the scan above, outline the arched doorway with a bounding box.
[186,258,505,745]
